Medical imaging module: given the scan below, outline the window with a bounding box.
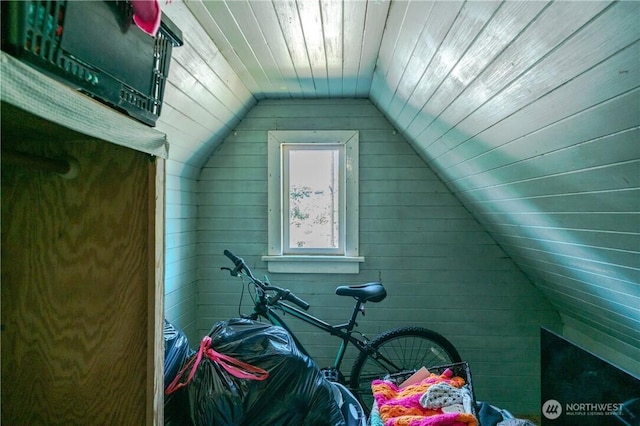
[284,145,342,254]
[263,130,363,273]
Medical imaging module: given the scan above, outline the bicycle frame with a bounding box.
[223,249,413,386]
[252,295,369,375]
[223,250,462,413]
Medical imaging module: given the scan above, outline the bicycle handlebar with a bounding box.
[224,249,244,276]
[281,289,311,311]
[222,249,310,311]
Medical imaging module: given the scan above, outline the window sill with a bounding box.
[261,255,365,274]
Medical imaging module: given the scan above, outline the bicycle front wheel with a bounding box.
[349,326,462,413]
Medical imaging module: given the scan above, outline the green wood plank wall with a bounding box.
[196,98,562,415]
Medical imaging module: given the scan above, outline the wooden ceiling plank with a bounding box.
[297,0,329,96]
[321,0,344,97]
[342,0,367,98]
[185,0,261,95]
[401,1,501,137]
[273,1,316,97]
[250,1,304,96]
[356,0,392,97]
[419,1,611,151]
[378,0,440,111]
[225,0,291,97]
[399,1,546,133]
[204,1,273,96]
[432,2,635,178]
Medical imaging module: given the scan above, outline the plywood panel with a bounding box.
[1,129,152,424]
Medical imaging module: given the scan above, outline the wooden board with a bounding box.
[1,109,160,424]
[0,52,168,158]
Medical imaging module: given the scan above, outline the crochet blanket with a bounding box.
[371,369,477,426]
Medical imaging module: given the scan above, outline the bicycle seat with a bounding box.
[335,282,387,303]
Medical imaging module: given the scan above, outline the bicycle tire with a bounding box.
[349,326,462,413]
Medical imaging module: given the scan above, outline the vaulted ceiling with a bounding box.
[161,0,639,372]
[186,0,389,98]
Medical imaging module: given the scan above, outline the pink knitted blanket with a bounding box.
[371,369,477,426]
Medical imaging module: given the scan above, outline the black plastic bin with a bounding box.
[1,0,183,126]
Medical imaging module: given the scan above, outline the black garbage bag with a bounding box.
[166,318,345,426]
[208,318,345,426]
[164,320,196,426]
[165,332,270,425]
[164,319,194,390]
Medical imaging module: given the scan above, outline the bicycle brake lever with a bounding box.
[221,266,240,277]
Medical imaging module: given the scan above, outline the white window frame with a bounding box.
[263,130,364,274]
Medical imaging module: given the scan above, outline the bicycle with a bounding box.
[221,249,462,412]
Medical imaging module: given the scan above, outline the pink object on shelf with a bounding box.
[131,0,161,36]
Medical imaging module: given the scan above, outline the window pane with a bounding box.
[288,149,339,249]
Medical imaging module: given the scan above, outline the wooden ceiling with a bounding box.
[161,0,639,373]
[186,0,389,98]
